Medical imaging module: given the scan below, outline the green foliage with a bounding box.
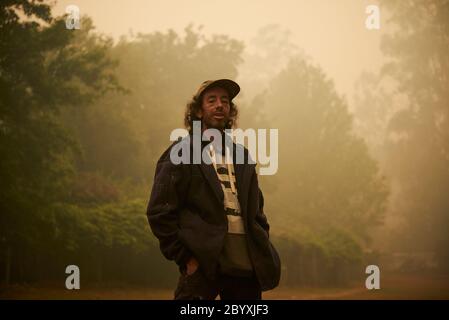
[0,0,390,287]
[51,199,156,254]
[0,1,246,286]
[273,227,363,286]
[0,0,121,283]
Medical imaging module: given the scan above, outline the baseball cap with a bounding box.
[194,79,240,101]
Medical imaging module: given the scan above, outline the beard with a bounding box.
[203,116,229,130]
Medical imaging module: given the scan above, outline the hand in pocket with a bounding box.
[186,257,199,275]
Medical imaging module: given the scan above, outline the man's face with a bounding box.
[197,86,230,130]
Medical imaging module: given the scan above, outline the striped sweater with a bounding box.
[209,145,253,276]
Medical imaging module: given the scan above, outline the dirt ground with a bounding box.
[1,273,448,300]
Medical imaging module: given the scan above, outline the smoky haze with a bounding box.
[1,0,448,299]
[52,0,385,99]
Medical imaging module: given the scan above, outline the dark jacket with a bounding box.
[146,136,281,291]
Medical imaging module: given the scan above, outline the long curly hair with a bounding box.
[184,92,238,132]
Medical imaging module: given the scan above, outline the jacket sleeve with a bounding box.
[146,150,192,267]
[252,169,270,238]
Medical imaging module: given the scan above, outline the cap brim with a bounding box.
[204,79,240,100]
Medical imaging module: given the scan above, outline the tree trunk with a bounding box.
[97,258,103,284]
[5,245,11,286]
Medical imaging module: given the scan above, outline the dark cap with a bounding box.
[194,79,240,101]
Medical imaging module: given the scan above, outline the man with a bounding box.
[146,79,280,300]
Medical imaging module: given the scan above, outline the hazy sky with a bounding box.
[53,0,387,101]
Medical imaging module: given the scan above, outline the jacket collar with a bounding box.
[197,139,253,214]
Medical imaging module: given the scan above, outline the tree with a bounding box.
[68,25,244,185]
[379,0,449,269]
[0,2,246,285]
[252,57,388,244]
[0,0,120,284]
